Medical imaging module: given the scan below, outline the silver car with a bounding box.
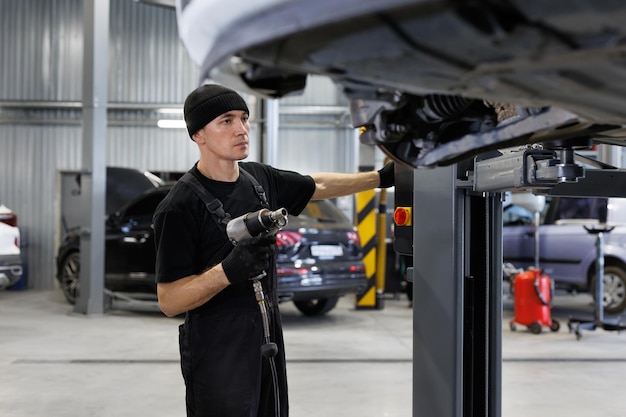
[503,196,626,314]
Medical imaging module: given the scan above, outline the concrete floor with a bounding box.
[1,287,625,417]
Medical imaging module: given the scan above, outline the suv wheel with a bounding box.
[293,297,339,316]
[405,281,413,301]
[59,251,80,304]
[591,266,626,315]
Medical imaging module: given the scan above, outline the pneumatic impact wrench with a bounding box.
[226,207,288,358]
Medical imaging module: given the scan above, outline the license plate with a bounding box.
[311,245,343,257]
[300,277,323,286]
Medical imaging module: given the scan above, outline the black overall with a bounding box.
[153,163,316,417]
[178,167,286,417]
[178,285,287,417]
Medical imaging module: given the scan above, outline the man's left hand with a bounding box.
[378,161,395,188]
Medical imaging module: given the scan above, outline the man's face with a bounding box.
[194,110,250,161]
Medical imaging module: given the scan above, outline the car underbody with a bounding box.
[178,0,626,170]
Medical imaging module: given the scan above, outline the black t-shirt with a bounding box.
[152,161,315,312]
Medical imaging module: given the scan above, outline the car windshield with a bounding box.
[114,190,168,228]
[292,201,347,225]
[504,197,610,227]
[503,205,534,227]
[551,197,608,224]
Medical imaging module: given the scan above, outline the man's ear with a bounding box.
[192,131,204,144]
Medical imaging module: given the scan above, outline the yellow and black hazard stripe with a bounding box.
[355,189,378,308]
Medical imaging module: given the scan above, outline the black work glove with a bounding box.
[221,236,275,285]
[378,161,395,188]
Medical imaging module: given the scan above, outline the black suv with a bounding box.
[56,179,366,316]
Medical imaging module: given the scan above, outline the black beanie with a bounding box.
[183,84,249,139]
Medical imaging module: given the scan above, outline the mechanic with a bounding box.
[153,83,395,417]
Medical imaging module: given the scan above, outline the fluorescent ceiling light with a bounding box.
[134,0,175,9]
[157,108,183,114]
[157,119,186,129]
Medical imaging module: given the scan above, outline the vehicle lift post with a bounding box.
[410,161,502,417]
[408,150,626,416]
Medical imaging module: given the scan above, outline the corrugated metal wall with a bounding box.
[1,0,84,100]
[1,0,199,101]
[278,76,357,173]
[0,0,370,291]
[0,0,204,290]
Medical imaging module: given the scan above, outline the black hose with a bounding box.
[252,279,280,416]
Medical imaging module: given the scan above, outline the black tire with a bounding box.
[401,255,413,302]
[591,265,626,315]
[529,321,542,334]
[59,251,80,305]
[293,297,339,316]
[406,281,413,301]
[549,319,560,332]
[510,322,517,331]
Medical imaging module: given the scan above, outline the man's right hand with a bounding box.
[221,237,275,285]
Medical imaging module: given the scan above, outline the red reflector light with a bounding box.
[347,231,361,245]
[394,207,412,226]
[276,231,302,246]
[277,267,309,276]
[0,213,17,227]
[349,265,365,273]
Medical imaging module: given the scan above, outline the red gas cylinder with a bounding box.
[510,268,560,334]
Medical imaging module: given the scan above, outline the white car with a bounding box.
[0,204,23,289]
